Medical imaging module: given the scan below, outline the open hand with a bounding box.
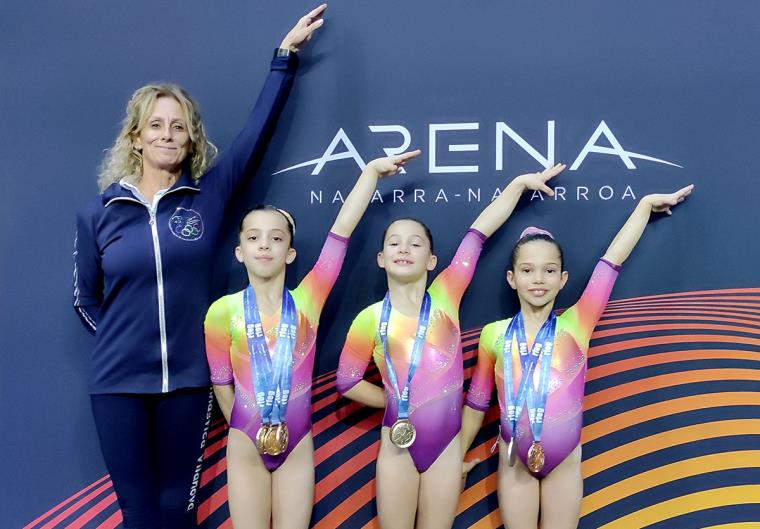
[513,163,567,196]
[280,4,327,52]
[643,184,694,215]
[367,149,422,178]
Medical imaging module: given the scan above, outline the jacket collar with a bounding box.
[101,168,200,206]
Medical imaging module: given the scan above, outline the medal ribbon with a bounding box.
[243,286,297,426]
[524,316,555,445]
[502,312,557,442]
[379,292,431,421]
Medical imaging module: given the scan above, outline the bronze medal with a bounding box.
[255,424,270,455]
[507,437,516,467]
[527,441,545,473]
[389,419,416,448]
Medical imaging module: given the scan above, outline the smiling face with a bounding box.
[507,239,568,310]
[377,219,437,281]
[133,96,192,175]
[236,209,296,280]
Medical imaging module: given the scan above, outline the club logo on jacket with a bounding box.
[169,208,204,241]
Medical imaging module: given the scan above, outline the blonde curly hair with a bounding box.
[98,84,217,192]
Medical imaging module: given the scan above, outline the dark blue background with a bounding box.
[2,1,758,526]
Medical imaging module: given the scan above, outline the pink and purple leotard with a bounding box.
[337,229,486,473]
[204,232,347,471]
[466,258,619,477]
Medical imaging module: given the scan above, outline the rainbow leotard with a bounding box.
[466,258,619,477]
[337,229,486,472]
[204,232,347,471]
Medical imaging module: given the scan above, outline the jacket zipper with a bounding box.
[147,206,170,393]
[106,186,196,393]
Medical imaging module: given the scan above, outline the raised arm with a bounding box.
[470,164,566,237]
[330,150,421,238]
[603,184,694,266]
[205,5,327,201]
[279,4,327,52]
[430,164,567,310]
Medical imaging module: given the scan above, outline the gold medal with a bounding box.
[274,423,289,454]
[389,419,416,448]
[527,441,545,473]
[507,437,516,467]
[264,424,283,456]
[255,424,270,455]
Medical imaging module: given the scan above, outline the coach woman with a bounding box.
[72,6,326,528]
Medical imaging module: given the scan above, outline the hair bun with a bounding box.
[518,226,554,241]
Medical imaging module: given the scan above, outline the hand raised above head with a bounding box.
[366,149,422,178]
[644,184,695,215]
[280,4,327,53]
[512,163,567,197]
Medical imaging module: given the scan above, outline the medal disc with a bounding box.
[264,424,283,456]
[507,437,516,467]
[274,423,289,454]
[389,419,416,448]
[255,424,270,455]
[527,441,545,473]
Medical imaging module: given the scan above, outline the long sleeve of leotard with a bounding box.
[336,306,378,395]
[293,232,349,326]
[427,229,487,319]
[204,296,234,385]
[562,258,620,346]
[465,321,499,411]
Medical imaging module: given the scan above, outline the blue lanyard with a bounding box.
[502,312,557,443]
[243,286,297,425]
[378,292,431,420]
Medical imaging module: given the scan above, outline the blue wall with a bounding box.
[2,1,758,526]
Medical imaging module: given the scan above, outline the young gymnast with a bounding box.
[204,150,420,528]
[336,164,567,529]
[461,184,694,529]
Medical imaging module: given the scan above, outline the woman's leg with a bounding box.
[91,393,159,529]
[225,427,273,528]
[376,426,421,529]
[155,387,214,528]
[496,438,540,529]
[416,434,462,529]
[271,433,315,529]
[539,443,582,529]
